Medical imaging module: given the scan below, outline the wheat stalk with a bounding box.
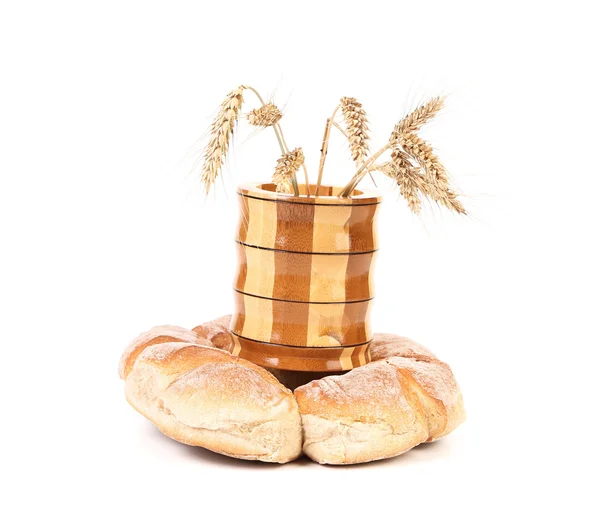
[273,148,305,193]
[315,106,339,196]
[339,143,391,196]
[200,86,245,194]
[247,103,283,127]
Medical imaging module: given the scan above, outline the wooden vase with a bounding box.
[230,182,381,372]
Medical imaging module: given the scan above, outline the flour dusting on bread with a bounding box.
[119,321,464,464]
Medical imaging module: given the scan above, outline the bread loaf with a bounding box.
[119,325,302,463]
[293,333,465,464]
[119,325,212,379]
[192,315,233,352]
[119,324,464,465]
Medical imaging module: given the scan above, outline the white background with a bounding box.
[1,1,598,508]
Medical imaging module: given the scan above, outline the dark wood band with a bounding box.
[238,182,381,205]
[234,240,378,256]
[231,291,372,347]
[234,288,375,305]
[230,332,372,372]
[238,193,382,207]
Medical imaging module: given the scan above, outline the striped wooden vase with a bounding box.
[230,182,381,372]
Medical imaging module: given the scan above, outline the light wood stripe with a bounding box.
[309,253,349,302]
[233,193,250,336]
[312,201,352,254]
[306,301,344,347]
[339,346,356,371]
[234,242,248,291]
[231,334,242,356]
[237,193,250,244]
[234,292,274,343]
[244,244,275,297]
[308,301,345,347]
[350,343,370,366]
[244,195,278,249]
[358,344,368,365]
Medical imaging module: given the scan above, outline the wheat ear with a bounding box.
[390,96,446,141]
[399,133,465,214]
[273,148,305,193]
[247,103,283,127]
[371,150,427,214]
[244,86,308,196]
[399,133,449,189]
[200,86,245,194]
[341,96,466,214]
[340,97,370,166]
[390,149,428,214]
[332,118,377,188]
[342,97,446,197]
[317,97,374,196]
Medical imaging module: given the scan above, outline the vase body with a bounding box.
[230,182,381,371]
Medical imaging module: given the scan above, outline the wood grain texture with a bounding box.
[231,182,381,371]
[238,182,380,205]
[231,333,371,372]
[234,244,375,302]
[237,183,380,254]
[232,291,372,346]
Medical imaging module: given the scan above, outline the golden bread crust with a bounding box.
[122,335,302,463]
[192,315,233,351]
[294,334,465,464]
[120,324,464,464]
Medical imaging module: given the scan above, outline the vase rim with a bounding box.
[238,182,382,206]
